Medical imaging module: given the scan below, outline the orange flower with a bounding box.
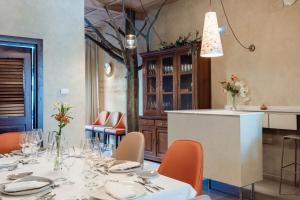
[231,74,239,81]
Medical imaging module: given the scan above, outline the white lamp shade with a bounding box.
[200,11,223,57]
[125,34,137,49]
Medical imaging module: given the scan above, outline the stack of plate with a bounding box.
[0,176,53,196]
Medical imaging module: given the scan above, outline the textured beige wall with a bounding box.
[0,0,85,145]
[149,0,300,108]
[98,50,127,114]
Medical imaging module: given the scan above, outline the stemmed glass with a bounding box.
[62,147,76,185]
[45,131,56,161]
[30,130,43,161]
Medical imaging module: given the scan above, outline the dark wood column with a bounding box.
[125,9,139,132]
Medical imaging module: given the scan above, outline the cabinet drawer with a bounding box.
[139,119,155,126]
[155,120,167,127]
[269,113,297,130]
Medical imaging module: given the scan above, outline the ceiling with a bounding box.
[85,0,179,29]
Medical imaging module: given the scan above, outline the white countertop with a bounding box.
[225,105,300,114]
[166,109,263,116]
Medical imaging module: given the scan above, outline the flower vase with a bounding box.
[53,134,63,171]
[231,94,237,111]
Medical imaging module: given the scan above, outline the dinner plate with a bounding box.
[109,167,141,173]
[0,176,53,196]
[0,158,19,169]
[136,170,159,179]
[89,181,146,200]
[109,160,141,173]
[7,172,33,180]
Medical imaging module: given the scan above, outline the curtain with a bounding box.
[85,38,99,124]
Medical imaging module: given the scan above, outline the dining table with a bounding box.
[0,153,197,200]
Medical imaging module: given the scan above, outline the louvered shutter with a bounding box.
[0,59,25,116]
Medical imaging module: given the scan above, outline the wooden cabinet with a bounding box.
[139,117,168,162]
[139,45,211,162]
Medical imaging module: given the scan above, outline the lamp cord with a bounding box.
[219,0,255,52]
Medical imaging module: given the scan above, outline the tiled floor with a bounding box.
[144,160,300,200]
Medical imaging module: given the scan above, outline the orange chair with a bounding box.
[94,111,122,143]
[158,140,204,195]
[104,113,126,147]
[0,132,22,154]
[85,111,110,138]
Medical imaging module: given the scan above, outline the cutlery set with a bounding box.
[134,178,165,193]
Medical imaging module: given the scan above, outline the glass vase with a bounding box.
[53,134,63,171]
[231,94,237,111]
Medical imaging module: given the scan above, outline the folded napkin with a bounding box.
[109,161,140,172]
[0,158,18,167]
[104,181,136,200]
[4,181,49,192]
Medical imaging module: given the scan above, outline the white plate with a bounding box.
[109,160,141,173]
[109,167,141,173]
[0,158,19,169]
[136,170,159,179]
[0,176,53,196]
[89,181,146,200]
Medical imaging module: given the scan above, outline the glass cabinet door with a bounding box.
[146,60,157,111]
[179,54,193,110]
[161,57,174,112]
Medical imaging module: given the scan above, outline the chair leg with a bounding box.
[107,134,110,144]
[279,138,286,194]
[295,139,298,187]
[115,135,118,148]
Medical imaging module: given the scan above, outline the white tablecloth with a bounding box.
[0,156,196,200]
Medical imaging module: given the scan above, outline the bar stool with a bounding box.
[279,134,300,194]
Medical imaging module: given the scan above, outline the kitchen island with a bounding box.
[167,109,263,190]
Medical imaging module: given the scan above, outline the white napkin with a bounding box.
[104,181,136,200]
[0,158,18,167]
[109,161,140,172]
[4,181,49,192]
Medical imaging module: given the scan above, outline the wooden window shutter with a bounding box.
[0,59,25,116]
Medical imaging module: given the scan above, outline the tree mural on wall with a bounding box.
[85,0,167,132]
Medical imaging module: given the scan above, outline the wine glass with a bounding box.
[19,132,27,154]
[62,148,76,185]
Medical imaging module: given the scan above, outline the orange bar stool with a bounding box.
[85,111,110,138]
[0,132,22,154]
[104,113,126,147]
[158,140,204,195]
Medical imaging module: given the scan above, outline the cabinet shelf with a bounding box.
[162,92,173,95]
[180,72,192,75]
[180,91,192,95]
[162,74,174,77]
[147,75,156,78]
[147,92,156,95]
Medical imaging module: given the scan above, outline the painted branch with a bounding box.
[147,0,168,35]
[85,33,124,63]
[103,20,126,37]
[85,18,123,55]
[104,5,128,67]
[105,32,120,41]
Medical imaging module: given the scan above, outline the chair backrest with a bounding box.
[104,111,121,127]
[114,132,145,164]
[94,111,110,126]
[0,132,22,154]
[158,140,204,195]
[114,113,126,129]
